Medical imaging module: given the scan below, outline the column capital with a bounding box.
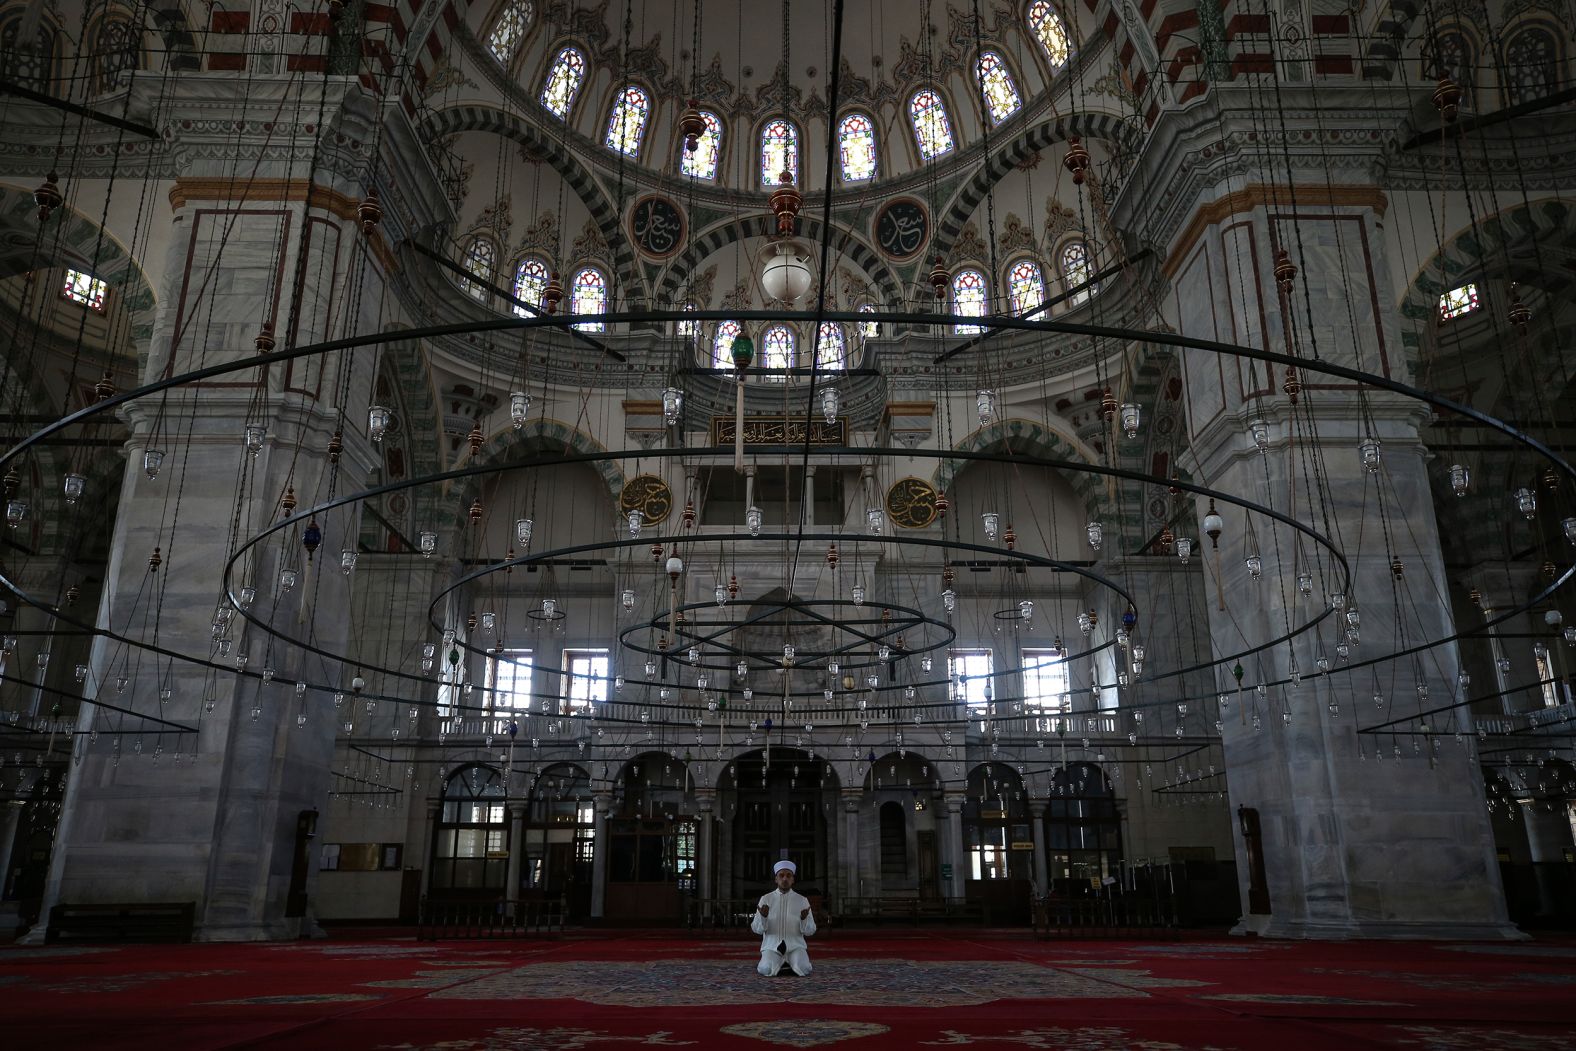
[507,801,527,819]
[1028,800,1048,818]
[944,794,965,816]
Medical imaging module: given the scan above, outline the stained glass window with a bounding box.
[681,110,723,179]
[1424,31,1474,108]
[90,16,138,92]
[837,112,878,182]
[511,256,549,316]
[1008,259,1046,316]
[677,301,699,338]
[816,322,846,369]
[0,15,56,90]
[541,46,586,119]
[605,84,651,157]
[761,323,795,377]
[486,1,532,63]
[858,302,879,338]
[461,237,496,301]
[712,319,743,367]
[61,269,107,312]
[1503,27,1559,106]
[1438,283,1479,320]
[1029,1,1071,68]
[976,51,1021,125]
[952,268,987,335]
[909,89,955,159]
[761,119,799,187]
[571,267,607,332]
[1060,240,1092,305]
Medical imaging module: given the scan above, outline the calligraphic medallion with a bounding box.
[618,474,673,525]
[629,195,686,258]
[873,198,929,261]
[886,477,939,529]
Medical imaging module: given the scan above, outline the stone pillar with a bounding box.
[1028,800,1050,896]
[418,800,441,899]
[590,792,611,919]
[1156,179,1516,938]
[695,789,715,898]
[841,788,861,900]
[944,794,966,897]
[505,803,527,903]
[803,465,816,528]
[24,83,452,942]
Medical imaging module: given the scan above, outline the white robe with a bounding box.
[751,888,816,976]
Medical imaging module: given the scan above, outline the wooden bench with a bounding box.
[46,902,195,944]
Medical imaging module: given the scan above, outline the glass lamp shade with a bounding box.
[851,584,865,605]
[941,588,956,612]
[661,387,684,425]
[1358,437,1381,474]
[746,505,763,536]
[1563,517,1576,543]
[1086,521,1103,550]
[419,531,437,558]
[542,598,557,617]
[4,501,26,528]
[627,508,643,536]
[244,424,266,455]
[715,584,728,606]
[976,389,995,426]
[1296,571,1313,594]
[621,588,635,611]
[1176,537,1193,563]
[63,473,85,504]
[368,405,391,442]
[1018,600,1034,621]
[1249,419,1269,450]
[665,556,684,577]
[143,448,165,478]
[821,386,840,424]
[1119,403,1141,439]
[981,511,1000,540]
[1450,463,1470,496]
[340,550,357,574]
[1245,553,1262,580]
[866,507,885,534]
[509,391,532,429]
[758,239,815,302]
[515,518,534,547]
[1515,488,1537,519]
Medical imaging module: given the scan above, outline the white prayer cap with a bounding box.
[773,860,797,875]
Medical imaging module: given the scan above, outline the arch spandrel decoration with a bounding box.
[932,418,1108,524]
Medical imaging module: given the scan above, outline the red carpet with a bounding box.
[2,930,1575,1049]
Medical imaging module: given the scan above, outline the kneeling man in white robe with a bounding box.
[752,859,816,977]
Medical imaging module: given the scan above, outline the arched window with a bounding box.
[605,84,651,156]
[951,268,987,334]
[1059,240,1092,305]
[431,764,510,893]
[712,319,742,367]
[837,112,879,182]
[676,301,699,338]
[815,322,846,369]
[681,110,723,179]
[461,236,497,301]
[88,14,138,93]
[1503,26,1560,106]
[1028,1,1071,68]
[1423,30,1475,108]
[486,0,533,63]
[1046,763,1122,890]
[511,256,550,316]
[541,46,587,119]
[1007,258,1046,316]
[761,118,800,187]
[858,302,879,339]
[570,266,607,332]
[909,89,955,159]
[0,13,57,90]
[976,51,1021,125]
[761,323,795,377]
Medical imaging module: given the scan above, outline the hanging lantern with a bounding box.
[510,391,532,429]
[1086,520,1103,550]
[33,171,63,221]
[621,588,635,611]
[976,389,995,426]
[357,191,382,235]
[1100,386,1117,422]
[542,597,558,618]
[419,531,437,558]
[1450,463,1470,497]
[782,643,796,665]
[1563,517,1576,544]
[1176,537,1194,564]
[1249,419,1269,450]
[1158,524,1174,552]
[1297,571,1313,594]
[368,405,391,442]
[467,421,484,457]
[1203,500,1223,548]
[981,511,1000,540]
[665,555,683,585]
[866,507,885,535]
[1018,600,1034,621]
[821,386,840,424]
[1358,437,1381,474]
[1515,487,1537,519]
[280,567,298,592]
[1273,247,1297,295]
[679,100,707,152]
[662,387,684,425]
[341,550,357,575]
[542,271,564,313]
[935,491,949,518]
[942,588,957,612]
[852,583,865,605]
[1329,591,1346,610]
[62,473,85,504]
[515,518,534,548]
[1119,403,1141,439]
[1432,76,1463,121]
[746,505,763,536]
[4,500,26,529]
[729,574,740,601]
[245,424,266,456]
[327,430,343,464]
[143,449,165,479]
[1282,365,1302,404]
[621,507,642,538]
[928,255,949,299]
[301,518,323,560]
[1077,610,1092,635]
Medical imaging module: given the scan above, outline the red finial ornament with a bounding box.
[1432,77,1462,122]
[679,101,707,153]
[928,255,949,300]
[357,191,382,235]
[34,172,62,221]
[1062,137,1091,185]
[1273,248,1297,295]
[769,169,803,237]
[542,271,564,314]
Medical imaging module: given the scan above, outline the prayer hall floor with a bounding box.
[2,929,1575,1049]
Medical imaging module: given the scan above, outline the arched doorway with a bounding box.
[1045,762,1123,894]
[605,752,694,923]
[429,764,510,897]
[521,762,594,918]
[722,748,832,900]
[863,751,941,898]
[963,762,1032,923]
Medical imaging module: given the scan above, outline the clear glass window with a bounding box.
[563,648,610,711]
[949,648,994,708]
[488,648,534,711]
[1022,647,1070,713]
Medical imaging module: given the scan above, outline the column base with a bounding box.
[194,917,313,942]
[1234,917,1527,941]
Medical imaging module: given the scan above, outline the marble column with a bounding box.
[1029,800,1050,896]
[944,795,966,898]
[505,803,527,905]
[1161,185,1516,938]
[841,788,861,900]
[418,800,441,899]
[695,789,715,899]
[589,792,611,919]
